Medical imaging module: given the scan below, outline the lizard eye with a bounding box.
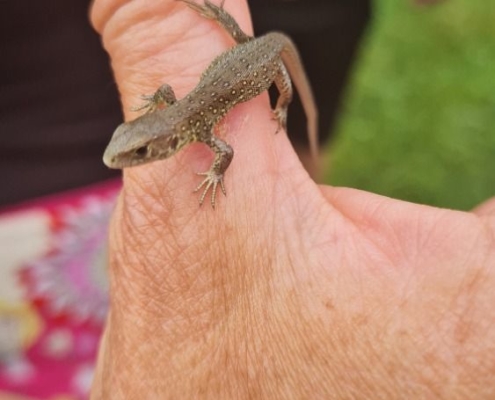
[134,145,149,158]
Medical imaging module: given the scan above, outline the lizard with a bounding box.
[103,0,318,208]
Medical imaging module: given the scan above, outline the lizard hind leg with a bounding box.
[131,83,177,114]
[272,63,293,134]
[177,0,252,44]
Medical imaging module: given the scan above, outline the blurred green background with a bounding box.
[326,0,495,210]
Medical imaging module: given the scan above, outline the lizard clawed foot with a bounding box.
[131,84,177,114]
[194,170,227,208]
[176,0,225,20]
[272,108,288,134]
[177,0,250,44]
[176,0,231,26]
[131,95,158,114]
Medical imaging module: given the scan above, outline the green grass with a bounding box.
[327,0,495,210]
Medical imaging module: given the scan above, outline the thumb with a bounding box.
[91,0,327,397]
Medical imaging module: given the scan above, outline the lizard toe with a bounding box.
[193,171,225,208]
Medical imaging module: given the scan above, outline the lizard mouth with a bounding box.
[103,145,151,169]
[102,145,121,169]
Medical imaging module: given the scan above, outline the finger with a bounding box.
[472,196,495,218]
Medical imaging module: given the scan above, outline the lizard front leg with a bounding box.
[194,136,234,208]
[131,83,177,114]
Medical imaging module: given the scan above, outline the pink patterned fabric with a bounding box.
[0,179,120,399]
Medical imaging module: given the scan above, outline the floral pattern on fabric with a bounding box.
[0,180,120,400]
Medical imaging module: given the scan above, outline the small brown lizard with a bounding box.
[103,0,318,207]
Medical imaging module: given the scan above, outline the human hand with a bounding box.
[90,1,495,398]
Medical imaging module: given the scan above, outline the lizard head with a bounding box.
[103,112,189,169]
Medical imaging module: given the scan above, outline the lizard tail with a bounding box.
[277,33,319,163]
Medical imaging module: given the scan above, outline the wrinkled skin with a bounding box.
[90,1,495,399]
